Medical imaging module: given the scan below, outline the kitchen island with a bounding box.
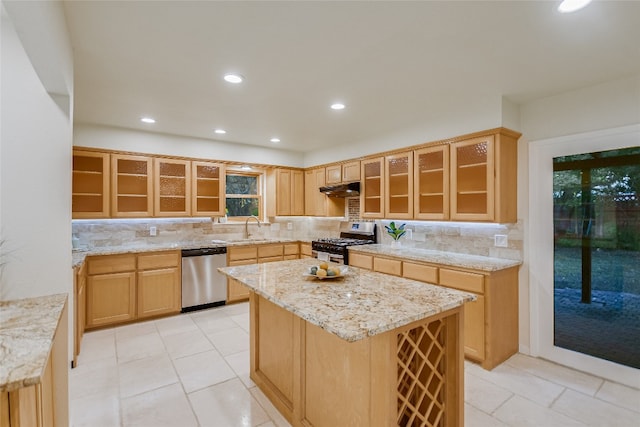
[219,258,475,427]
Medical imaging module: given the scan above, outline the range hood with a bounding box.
[319,182,360,198]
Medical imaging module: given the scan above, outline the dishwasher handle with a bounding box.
[181,247,227,257]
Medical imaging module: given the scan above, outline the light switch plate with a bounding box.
[287,222,293,230]
[150,226,157,236]
[494,234,508,247]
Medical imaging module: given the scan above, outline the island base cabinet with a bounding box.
[249,293,464,427]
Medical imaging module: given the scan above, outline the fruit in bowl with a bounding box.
[309,264,345,279]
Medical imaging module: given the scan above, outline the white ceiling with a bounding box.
[63,1,640,153]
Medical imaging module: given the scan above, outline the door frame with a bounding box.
[528,124,640,388]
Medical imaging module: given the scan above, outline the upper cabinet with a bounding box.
[361,157,385,218]
[450,130,518,222]
[325,165,342,185]
[111,154,153,217]
[72,150,110,219]
[191,161,225,217]
[414,145,449,220]
[267,169,305,216]
[385,152,413,219]
[305,167,344,217]
[154,158,191,217]
[342,160,361,182]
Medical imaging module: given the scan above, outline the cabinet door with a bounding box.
[86,272,136,327]
[276,169,292,215]
[360,157,385,218]
[385,152,413,219]
[111,154,153,217]
[291,170,305,215]
[304,169,317,216]
[342,161,361,182]
[450,136,495,221]
[72,150,110,219]
[137,268,181,318]
[462,296,485,361]
[414,145,449,220]
[228,278,250,303]
[325,165,342,184]
[192,161,226,216]
[314,168,326,216]
[154,158,191,217]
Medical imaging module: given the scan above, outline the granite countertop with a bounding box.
[348,244,522,272]
[72,237,299,268]
[219,258,475,343]
[0,293,67,392]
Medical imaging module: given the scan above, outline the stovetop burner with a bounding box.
[311,221,377,264]
[313,237,372,247]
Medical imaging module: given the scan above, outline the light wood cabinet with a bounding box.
[325,165,342,185]
[111,154,153,217]
[350,250,519,370]
[450,130,518,222]
[299,242,312,258]
[72,150,110,219]
[361,157,385,218]
[137,251,181,319]
[267,169,305,216]
[87,270,136,328]
[1,302,68,427]
[342,160,361,182]
[192,161,225,216]
[73,263,87,367]
[304,167,344,217]
[385,151,413,219]
[154,158,191,217]
[414,145,449,220]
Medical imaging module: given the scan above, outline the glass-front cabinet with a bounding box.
[111,154,153,217]
[191,161,225,216]
[385,151,413,219]
[414,145,450,220]
[361,157,385,218]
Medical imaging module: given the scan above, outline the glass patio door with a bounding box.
[553,147,640,369]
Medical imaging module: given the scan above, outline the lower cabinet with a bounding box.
[349,251,518,370]
[84,251,181,330]
[73,262,87,367]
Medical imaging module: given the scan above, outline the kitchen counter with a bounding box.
[219,258,475,342]
[0,293,67,392]
[348,243,521,271]
[219,258,471,425]
[72,237,298,268]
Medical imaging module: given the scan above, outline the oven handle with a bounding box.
[311,250,345,264]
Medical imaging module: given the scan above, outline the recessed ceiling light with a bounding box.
[140,117,156,124]
[330,103,345,110]
[223,73,243,84]
[270,138,281,143]
[214,129,226,134]
[558,0,592,13]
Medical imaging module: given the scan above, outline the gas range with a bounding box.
[311,221,377,265]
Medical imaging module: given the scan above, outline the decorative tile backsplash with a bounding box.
[72,216,522,261]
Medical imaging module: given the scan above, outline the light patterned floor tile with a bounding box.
[250,386,292,427]
[230,312,250,332]
[189,378,270,427]
[70,356,119,400]
[118,353,178,398]
[465,370,513,414]
[173,349,236,393]
[191,309,239,335]
[154,313,199,337]
[224,349,255,388]
[494,394,587,426]
[115,320,157,340]
[552,389,640,426]
[70,393,121,427]
[116,330,166,363]
[121,383,198,427]
[206,326,250,356]
[161,328,214,359]
[76,329,116,364]
[464,403,509,427]
[595,380,640,414]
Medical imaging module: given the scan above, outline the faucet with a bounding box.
[244,215,261,239]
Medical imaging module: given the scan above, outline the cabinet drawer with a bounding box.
[373,257,402,276]
[258,244,284,258]
[137,251,180,270]
[283,255,298,261]
[439,268,484,294]
[229,246,258,261]
[258,255,284,263]
[402,262,438,284]
[87,254,136,275]
[284,243,299,255]
[348,252,373,270]
[229,259,257,267]
[300,243,312,256]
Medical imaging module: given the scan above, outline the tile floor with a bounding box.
[70,302,640,426]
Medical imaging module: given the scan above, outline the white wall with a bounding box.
[74,124,305,168]
[0,2,73,301]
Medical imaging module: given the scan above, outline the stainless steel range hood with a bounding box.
[319,182,360,197]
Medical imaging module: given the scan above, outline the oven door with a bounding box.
[311,250,345,265]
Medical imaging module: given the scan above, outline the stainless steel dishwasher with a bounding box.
[181,246,227,312]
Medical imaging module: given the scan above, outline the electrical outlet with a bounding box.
[287,222,293,230]
[413,232,426,242]
[150,226,157,236]
[494,234,508,247]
